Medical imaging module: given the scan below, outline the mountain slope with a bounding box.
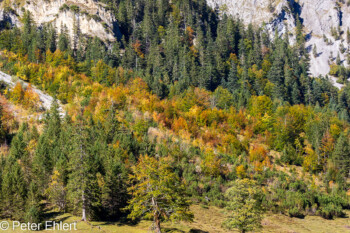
[0,1,350,231]
[0,70,64,113]
[0,0,120,42]
[207,0,350,78]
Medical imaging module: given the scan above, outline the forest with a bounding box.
[0,0,350,232]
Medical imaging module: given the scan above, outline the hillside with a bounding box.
[0,0,119,42]
[207,0,350,79]
[0,0,350,233]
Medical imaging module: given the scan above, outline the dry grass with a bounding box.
[262,211,350,233]
[3,206,350,232]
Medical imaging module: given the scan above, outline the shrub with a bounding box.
[318,203,343,219]
[280,143,303,165]
[288,207,305,218]
[317,194,347,219]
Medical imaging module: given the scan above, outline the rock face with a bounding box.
[207,0,350,78]
[0,0,120,42]
[207,0,293,30]
[0,71,64,114]
[0,0,348,80]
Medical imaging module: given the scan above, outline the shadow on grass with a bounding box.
[53,216,70,223]
[42,211,62,221]
[40,204,62,221]
[189,229,209,233]
[97,217,139,227]
[163,228,186,233]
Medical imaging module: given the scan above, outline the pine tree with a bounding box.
[8,124,28,160]
[32,100,62,193]
[100,154,128,220]
[1,155,27,220]
[336,52,341,65]
[295,14,306,56]
[73,14,81,56]
[67,113,99,221]
[268,47,285,100]
[32,134,53,192]
[58,24,71,52]
[25,182,42,223]
[21,10,34,55]
[46,25,57,53]
[225,61,239,93]
[332,134,350,178]
[292,82,301,105]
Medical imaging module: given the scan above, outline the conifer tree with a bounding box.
[21,11,34,55]
[1,155,27,220]
[32,100,61,193]
[67,113,99,221]
[100,154,128,220]
[58,24,70,52]
[32,134,53,192]
[333,134,350,177]
[292,82,301,105]
[73,14,81,56]
[46,25,57,53]
[25,181,42,223]
[8,124,28,160]
[225,61,239,93]
[336,52,341,65]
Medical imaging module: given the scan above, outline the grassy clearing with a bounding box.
[2,206,350,232]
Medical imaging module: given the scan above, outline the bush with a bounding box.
[316,194,347,219]
[318,203,343,219]
[282,191,306,218]
[288,207,305,218]
[25,205,41,223]
[69,5,80,13]
[59,4,69,11]
[281,143,303,166]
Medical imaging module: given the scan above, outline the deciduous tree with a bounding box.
[126,155,193,233]
[223,179,263,233]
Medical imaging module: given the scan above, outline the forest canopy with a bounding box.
[0,0,350,232]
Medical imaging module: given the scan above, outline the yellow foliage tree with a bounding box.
[11,82,24,104]
[201,149,225,177]
[23,84,40,110]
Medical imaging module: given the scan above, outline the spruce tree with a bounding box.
[1,155,27,220]
[225,61,239,93]
[58,24,71,52]
[333,134,350,178]
[67,113,99,221]
[46,25,57,53]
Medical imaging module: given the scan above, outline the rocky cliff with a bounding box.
[0,0,348,80]
[0,0,119,42]
[207,0,350,79]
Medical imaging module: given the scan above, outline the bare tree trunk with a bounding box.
[82,190,87,221]
[154,212,161,233]
[152,197,161,233]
